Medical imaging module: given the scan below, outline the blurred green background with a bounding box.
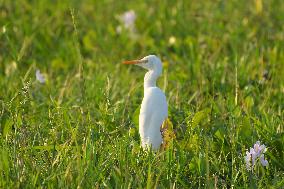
[0,0,283,188]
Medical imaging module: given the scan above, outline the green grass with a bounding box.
[0,0,284,188]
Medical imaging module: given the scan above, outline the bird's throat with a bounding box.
[144,71,159,89]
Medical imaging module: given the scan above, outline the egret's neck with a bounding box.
[144,70,160,89]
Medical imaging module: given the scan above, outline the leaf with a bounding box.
[239,116,252,139]
[214,129,224,142]
[191,108,211,129]
[3,119,13,137]
[189,157,197,173]
[132,105,140,129]
[0,149,9,175]
[1,111,12,136]
[188,155,206,176]
[244,96,254,111]
[255,0,263,14]
[51,58,67,70]
[233,106,241,117]
[82,30,97,52]
[180,133,199,151]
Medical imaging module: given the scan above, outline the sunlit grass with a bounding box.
[0,0,283,188]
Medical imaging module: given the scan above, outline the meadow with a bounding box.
[0,0,284,188]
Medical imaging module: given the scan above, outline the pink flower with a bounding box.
[116,10,137,37]
[244,141,268,170]
[36,69,45,84]
[260,154,268,166]
[245,151,252,170]
[119,10,136,29]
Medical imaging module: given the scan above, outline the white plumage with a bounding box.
[123,55,168,150]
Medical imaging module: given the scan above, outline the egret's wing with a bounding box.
[139,87,167,132]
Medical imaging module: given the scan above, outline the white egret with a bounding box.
[123,55,168,150]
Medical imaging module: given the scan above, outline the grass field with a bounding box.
[0,0,284,188]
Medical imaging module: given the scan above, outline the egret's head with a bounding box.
[123,55,162,74]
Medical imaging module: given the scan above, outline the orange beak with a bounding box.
[122,59,148,65]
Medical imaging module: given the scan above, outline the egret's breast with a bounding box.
[140,87,167,115]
